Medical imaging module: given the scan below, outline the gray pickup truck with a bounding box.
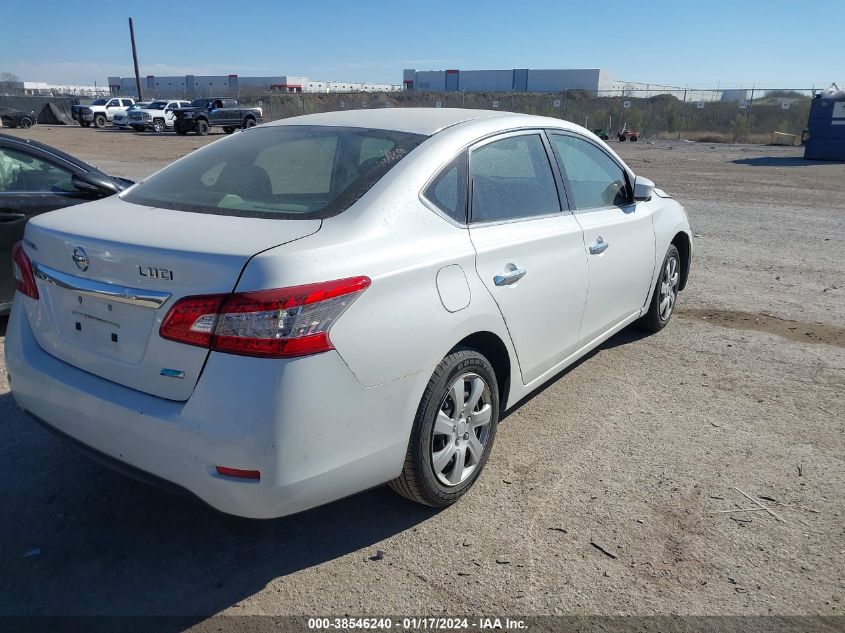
[172,98,263,136]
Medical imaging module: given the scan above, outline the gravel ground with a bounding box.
[0,126,842,620]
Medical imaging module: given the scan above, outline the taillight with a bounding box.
[11,241,39,300]
[160,276,370,358]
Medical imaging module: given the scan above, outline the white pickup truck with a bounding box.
[71,97,135,128]
[128,99,192,132]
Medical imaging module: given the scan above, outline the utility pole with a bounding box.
[129,17,143,100]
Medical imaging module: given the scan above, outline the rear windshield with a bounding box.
[122,125,427,219]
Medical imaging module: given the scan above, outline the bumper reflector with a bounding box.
[216,466,261,480]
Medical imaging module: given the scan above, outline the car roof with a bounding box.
[0,133,96,171]
[266,108,530,136]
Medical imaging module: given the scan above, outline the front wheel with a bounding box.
[152,118,165,132]
[20,117,33,129]
[94,114,107,128]
[389,348,499,507]
[242,117,256,129]
[638,244,681,333]
[80,121,91,128]
[174,122,188,136]
[195,119,209,136]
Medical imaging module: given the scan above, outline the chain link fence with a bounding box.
[2,87,816,144]
[233,88,814,145]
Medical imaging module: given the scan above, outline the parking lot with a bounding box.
[0,125,842,619]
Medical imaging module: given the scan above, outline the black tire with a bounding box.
[80,121,91,128]
[94,114,107,128]
[618,134,626,142]
[638,244,681,333]
[20,117,33,129]
[152,118,165,132]
[174,122,188,136]
[242,117,256,129]
[630,135,638,142]
[223,126,235,134]
[389,348,500,507]
[195,119,209,136]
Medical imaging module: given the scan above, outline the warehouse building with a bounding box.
[107,74,402,98]
[402,68,728,101]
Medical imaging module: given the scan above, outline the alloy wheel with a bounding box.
[659,254,680,321]
[431,372,493,487]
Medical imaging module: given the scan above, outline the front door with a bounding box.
[467,131,588,385]
[548,132,656,345]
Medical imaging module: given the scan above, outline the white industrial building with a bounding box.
[0,81,110,97]
[402,68,733,102]
[107,74,402,98]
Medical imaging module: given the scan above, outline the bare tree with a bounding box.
[0,72,21,95]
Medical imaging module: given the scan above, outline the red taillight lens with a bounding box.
[11,241,39,300]
[159,276,370,358]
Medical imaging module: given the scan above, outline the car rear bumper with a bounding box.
[4,300,420,518]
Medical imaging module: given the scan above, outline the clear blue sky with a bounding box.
[2,0,841,88]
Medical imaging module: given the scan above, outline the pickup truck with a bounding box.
[72,97,135,128]
[128,99,192,132]
[172,98,263,135]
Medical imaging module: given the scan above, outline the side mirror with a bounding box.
[633,176,655,202]
[72,171,121,196]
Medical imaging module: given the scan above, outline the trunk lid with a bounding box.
[22,196,321,400]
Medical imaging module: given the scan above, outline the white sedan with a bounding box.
[6,109,691,518]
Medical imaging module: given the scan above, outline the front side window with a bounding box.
[424,153,467,223]
[148,101,167,110]
[123,126,426,219]
[0,148,74,193]
[550,134,631,209]
[121,99,133,107]
[470,134,560,223]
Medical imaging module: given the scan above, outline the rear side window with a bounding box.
[550,134,631,209]
[123,126,426,219]
[423,153,467,224]
[470,134,560,223]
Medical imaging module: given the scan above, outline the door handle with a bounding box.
[0,213,27,223]
[589,236,609,255]
[494,267,527,286]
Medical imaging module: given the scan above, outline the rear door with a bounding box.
[548,132,655,344]
[0,142,97,308]
[467,131,588,385]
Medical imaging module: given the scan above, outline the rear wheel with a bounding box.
[152,118,165,132]
[222,126,235,134]
[630,135,638,142]
[94,114,107,128]
[638,244,681,333]
[20,117,33,129]
[389,348,499,507]
[195,119,209,136]
[80,121,91,128]
[242,117,256,129]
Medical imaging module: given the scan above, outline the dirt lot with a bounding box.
[0,126,843,621]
